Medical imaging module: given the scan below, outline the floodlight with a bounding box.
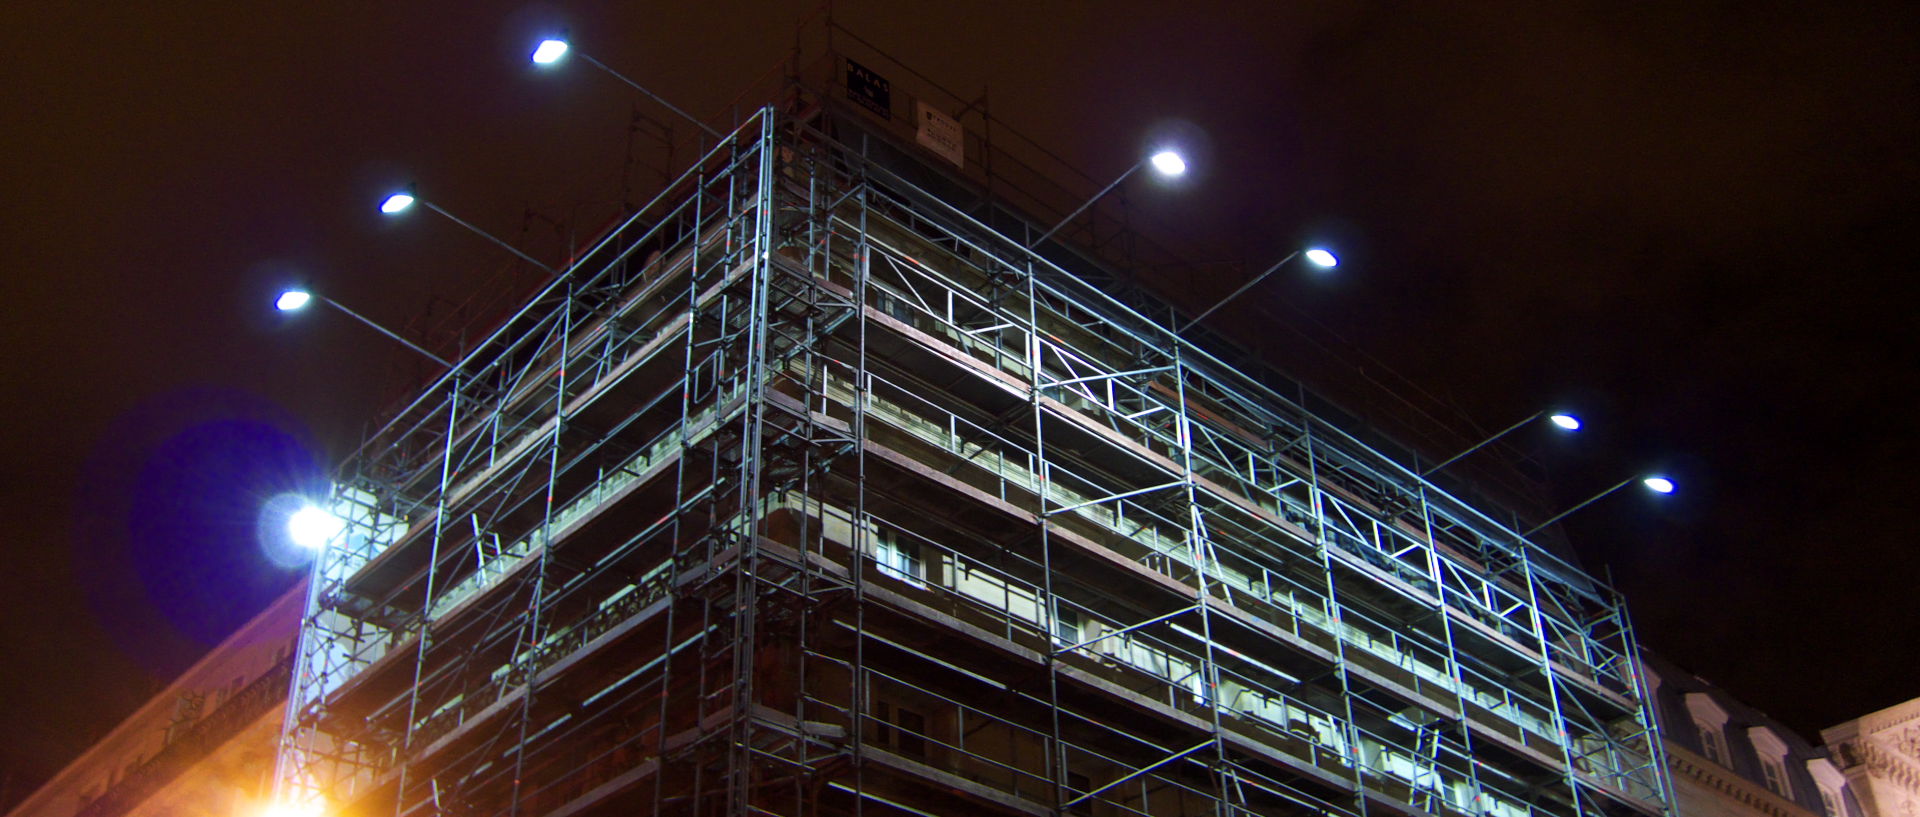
[275,290,312,312]
[1304,248,1339,268]
[379,193,415,214]
[1149,150,1187,177]
[288,504,344,550]
[531,39,570,65]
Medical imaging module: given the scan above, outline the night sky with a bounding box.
[3,2,1915,806]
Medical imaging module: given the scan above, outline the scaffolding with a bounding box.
[272,44,1673,817]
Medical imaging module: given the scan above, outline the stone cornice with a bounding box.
[1668,741,1821,817]
[1862,701,1920,736]
[1836,733,1920,798]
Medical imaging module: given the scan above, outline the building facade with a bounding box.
[4,590,300,817]
[14,41,1676,817]
[271,50,1672,817]
[1643,653,1857,817]
[1823,697,1920,817]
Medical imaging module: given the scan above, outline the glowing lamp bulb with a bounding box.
[275,290,313,312]
[1304,248,1339,268]
[1548,413,1582,431]
[288,505,344,549]
[531,39,569,65]
[379,193,415,214]
[1642,476,1676,494]
[1149,150,1187,177]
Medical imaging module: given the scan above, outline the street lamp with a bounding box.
[1149,150,1187,176]
[530,38,569,65]
[287,503,344,550]
[527,35,721,139]
[1175,247,1338,334]
[1421,410,1582,477]
[1029,147,1188,249]
[377,188,555,276]
[275,287,453,368]
[1521,474,1675,537]
[379,193,415,214]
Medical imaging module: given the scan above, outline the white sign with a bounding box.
[916,101,964,169]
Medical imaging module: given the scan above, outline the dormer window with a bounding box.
[1760,756,1789,797]
[1684,692,1732,766]
[1696,720,1727,763]
[1808,756,1848,817]
[1749,726,1793,798]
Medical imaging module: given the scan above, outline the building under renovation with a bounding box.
[265,38,1675,817]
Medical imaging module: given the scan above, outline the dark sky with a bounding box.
[3,1,1915,805]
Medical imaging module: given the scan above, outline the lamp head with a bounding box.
[1548,413,1582,431]
[275,290,313,312]
[288,504,344,549]
[531,38,570,65]
[1149,150,1187,177]
[379,193,415,214]
[1303,248,1339,268]
[1642,476,1676,494]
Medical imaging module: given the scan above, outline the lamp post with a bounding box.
[529,37,722,140]
[1521,475,1675,538]
[1421,410,1582,477]
[377,191,556,276]
[1028,149,1187,249]
[1175,247,1339,334]
[275,288,453,369]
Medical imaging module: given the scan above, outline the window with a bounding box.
[1684,692,1732,766]
[873,700,927,758]
[1696,720,1726,763]
[1066,771,1094,816]
[1761,757,1789,797]
[1053,607,1082,647]
[873,530,923,586]
[1809,757,1848,817]
[1749,726,1793,798]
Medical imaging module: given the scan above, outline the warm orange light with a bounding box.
[261,799,325,817]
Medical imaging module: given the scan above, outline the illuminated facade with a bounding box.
[1642,653,1858,817]
[3,590,300,817]
[13,37,1677,817]
[1822,696,1920,817]
[271,44,1673,817]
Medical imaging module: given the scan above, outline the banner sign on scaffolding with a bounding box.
[916,101,964,168]
[847,59,891,120]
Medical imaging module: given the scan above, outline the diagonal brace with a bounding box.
[1044,479,1186,517]
[1062,739,1215,810]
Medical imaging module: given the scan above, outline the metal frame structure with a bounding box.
[272,42,1673,817]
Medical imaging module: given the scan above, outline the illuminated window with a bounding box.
[873,530,922,586]
[1053,607,1082,646]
